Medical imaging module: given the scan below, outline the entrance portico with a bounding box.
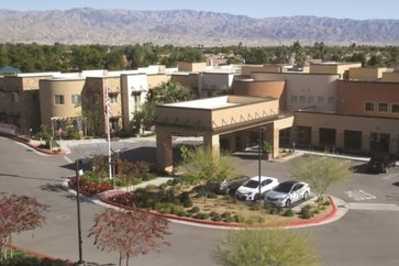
[155,95,294,173]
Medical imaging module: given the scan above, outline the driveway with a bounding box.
[2,136,399,265]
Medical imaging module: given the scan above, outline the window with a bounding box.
[365,102,374,112]
[109,94,118,103]
[318,96,324,103]
[308,96,314,104]
[328,97,336,104]
[378,103,388,112]
[290,96,297,104]
[392,104,399,113]
[54,95,64,105]
[71,95,81,105]
[299,96,306,104]
[132,92,141,112]
[261,179,272,187]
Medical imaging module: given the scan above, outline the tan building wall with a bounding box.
[39,79,85,128]
[83,77,123,135]
[348,67,389,81]
[0,76,48,133]
[147,74,171,89]
[252,72,339,112]
[337,80,399,119]
[232,79,287,111]
[382,71,399,82]
[295,111,399,154]
[240,64,285,76]
[171,73,199,93]
[310,63,362,77]
[177,62,207,72]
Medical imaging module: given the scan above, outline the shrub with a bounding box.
[283,209,295,217]
[194,212,210,220]
[108,192,135,207]
[300,205,314,219]
[179,192,193,208]
[221,212,231,219]
[232,215,244,223]
[223,216,235,223]
[211,215,222,222]
[68,176,113,196]
[189,206,200,213]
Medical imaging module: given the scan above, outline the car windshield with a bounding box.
[273,182,295,193]
[243,180,259,189]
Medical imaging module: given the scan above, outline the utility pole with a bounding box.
[75,159,84,265]
[258,127,263,201]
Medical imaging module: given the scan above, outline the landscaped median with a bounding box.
[67,176,337,229]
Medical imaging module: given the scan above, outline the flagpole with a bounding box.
[105,87,113,180]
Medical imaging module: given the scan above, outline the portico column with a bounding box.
[156,129,173,174]
[204,133,220,158]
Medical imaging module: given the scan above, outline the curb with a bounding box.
[8,244,73,265]
[0,133,66,156]
[63,178,345,230]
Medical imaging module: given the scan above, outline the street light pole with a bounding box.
[75,159,84,265]
[258,127,263,201]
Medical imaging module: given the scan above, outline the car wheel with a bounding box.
[303,191,310,200]
[285,199,291,208]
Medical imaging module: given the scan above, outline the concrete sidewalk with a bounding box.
[118,176,174,192]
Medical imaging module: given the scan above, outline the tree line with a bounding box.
[1,42,399,73]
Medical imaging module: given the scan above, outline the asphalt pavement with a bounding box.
[2,136,399,266]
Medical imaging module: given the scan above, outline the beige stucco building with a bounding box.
[39,78,85,132]
[309,62,362,78]
[348,67,390,81]
[155,95,294,172]
[251,72,339,112]
[0,73,60,133]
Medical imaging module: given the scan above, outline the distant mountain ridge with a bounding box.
[0,8,398,46]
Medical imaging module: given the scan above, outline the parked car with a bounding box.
[218,176,251,195]
[235,176,279,201]
[367,152,396,174]
[264,181,310,208]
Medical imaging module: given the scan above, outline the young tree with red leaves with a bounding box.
[0,194,47,260]
[89,209,170,266]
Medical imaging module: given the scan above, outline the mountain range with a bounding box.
[0,8,398,46]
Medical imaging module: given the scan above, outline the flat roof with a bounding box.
[165,96,238,109]
[310,62,362,66]
[161,95,273,110]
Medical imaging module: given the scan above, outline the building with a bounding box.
[155,95,294,172]
[348,67,390,81]
[39,77,85,133]
[0,72,60,133]
[198,70,235,97]
[251,72,339,112]
[121,73,149,129]
[309,62,362,78]
[177,62,207,73]
[240,64,290,76]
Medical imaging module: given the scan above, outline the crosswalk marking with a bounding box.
[345,190,376,201]
[348,202,399,211]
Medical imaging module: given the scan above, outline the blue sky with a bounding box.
[1,0,398,20]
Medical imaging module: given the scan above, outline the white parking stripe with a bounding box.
[345,190,376,201]
[348,203,399,211]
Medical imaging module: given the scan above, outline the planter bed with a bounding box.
[99,182,335,227]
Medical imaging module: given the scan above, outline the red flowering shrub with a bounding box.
[107,192,136,207]
[68,176,113,196]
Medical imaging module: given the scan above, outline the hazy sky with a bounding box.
[1,0,398,20]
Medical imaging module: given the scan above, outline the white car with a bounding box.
[235,176,279,201]
[264,181,311,208]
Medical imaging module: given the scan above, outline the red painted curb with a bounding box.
[8,244,73,265]
[1,133,65,155]
[99,195,338,229]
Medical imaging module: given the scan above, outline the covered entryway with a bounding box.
[319,128,336,149]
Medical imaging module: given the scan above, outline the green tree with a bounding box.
[215,229,319,266]
[147,81,192,104]
[292,41,306,67]
[178,147,236,184]
[290,156,352,200]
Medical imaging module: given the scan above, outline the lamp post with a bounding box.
[75,159,84,265]
[258,127,264,201]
